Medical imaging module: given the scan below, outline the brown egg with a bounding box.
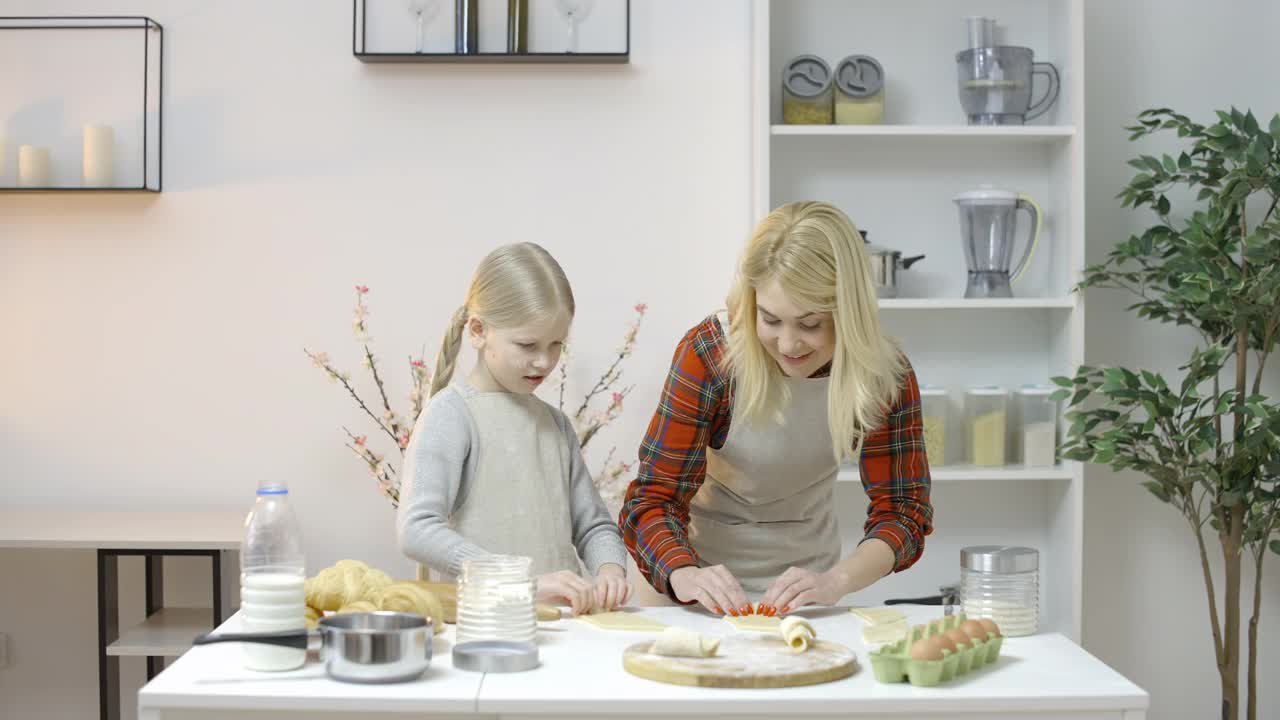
[978,618,1001,637]
[909,637,943,662]
[961,619,989,641]
[931,632,957,654]
[945,627,972,649]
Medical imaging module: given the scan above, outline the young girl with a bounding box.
[397,242,630,615]
[620,201,933,616]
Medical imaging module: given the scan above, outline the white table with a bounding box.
[139,605,1148,719]
[0,509,243,720]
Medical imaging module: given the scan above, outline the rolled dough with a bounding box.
[779,616,815,653]
[576,610,669,632]
[649,627,720,658]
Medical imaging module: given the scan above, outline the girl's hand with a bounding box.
[536,570,594,616]
[592,563,632,611]
[758,567,848,615]
[668,565,750,616]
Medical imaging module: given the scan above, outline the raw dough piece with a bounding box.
[724,613,782,633]
[861,619,908,644]
[577,610,669,632]
[779,616,815,653]
[649,627,720,658]
[850,607,907,625]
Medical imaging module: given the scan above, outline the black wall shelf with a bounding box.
[352,0,629,64]
[0,16,163,193]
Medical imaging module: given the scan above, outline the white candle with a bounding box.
[18,145,51,187]
[83,125,114,187]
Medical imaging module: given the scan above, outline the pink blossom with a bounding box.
[634,303,647,313]
[611,392,624,405]
[354,435,367,446]
[399,434,410,449]
[411,359,426,368]
[355,285,369,294]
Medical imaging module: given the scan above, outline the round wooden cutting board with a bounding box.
[622,635,858,688]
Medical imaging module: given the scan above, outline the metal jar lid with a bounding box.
[834,55,884,97]
[782,54,833,97]
[961,545,1039,573]
[452,640,540,673]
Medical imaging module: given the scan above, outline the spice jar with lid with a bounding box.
[960,545,1039,636]
[834,54,885,124]
[782,54,833,124]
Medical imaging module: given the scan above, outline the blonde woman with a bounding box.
[620,202,933,617]
[398,242,630,615]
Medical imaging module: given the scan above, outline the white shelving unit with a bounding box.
[772,124,1075,140]
[750,0,1085,640]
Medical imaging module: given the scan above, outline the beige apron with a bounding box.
[446,389,581,580]
[688,348,842,594]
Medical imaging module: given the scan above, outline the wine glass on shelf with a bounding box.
[554,0,596,53]
[406,0,441,53]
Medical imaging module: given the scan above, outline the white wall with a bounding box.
[1081,1,1280,718]
[0,0,749,716]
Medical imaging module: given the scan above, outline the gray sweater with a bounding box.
[396,381,628,578]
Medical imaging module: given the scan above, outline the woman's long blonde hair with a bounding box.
[724,201,906,463]
[428,242,575,397]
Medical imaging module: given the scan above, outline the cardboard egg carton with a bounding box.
[867,613,1003,687]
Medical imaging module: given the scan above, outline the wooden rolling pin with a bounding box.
[406,580,562,623]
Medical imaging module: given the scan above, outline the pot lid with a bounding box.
[965,385,1007,396]
[858,229,896,255]
[782,55,833,98]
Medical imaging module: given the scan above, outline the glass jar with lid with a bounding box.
[782,54,833,124]
[965,385,1008,466]
[919,384,949,466]
[1014,384,1059,466]
[960,545,1039,636]
[834,54,885,124]
[456,555,536,645]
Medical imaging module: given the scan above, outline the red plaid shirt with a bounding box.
[619,314,933,598]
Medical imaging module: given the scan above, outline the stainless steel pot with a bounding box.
[861,232,925,298]
[193,611,433,683]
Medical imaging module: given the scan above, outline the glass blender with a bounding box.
[954,188,1042,298]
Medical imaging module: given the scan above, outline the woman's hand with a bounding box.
[668,565,751,616]
[591,563,632,611]
[758,567,849,615]
[536,570,594,616]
